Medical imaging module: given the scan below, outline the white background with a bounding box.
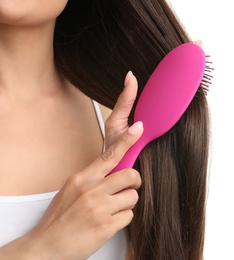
[171,0,234,259]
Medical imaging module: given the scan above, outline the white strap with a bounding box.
[92,100,105,138]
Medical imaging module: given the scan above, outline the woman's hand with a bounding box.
[105,71,138,149]
[3,121,143,260]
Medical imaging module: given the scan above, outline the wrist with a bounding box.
[0,231,52,260]
[19,231,53,260]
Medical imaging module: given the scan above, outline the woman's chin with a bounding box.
[0,0,68,27]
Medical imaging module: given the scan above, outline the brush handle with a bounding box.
[108,134,147,174]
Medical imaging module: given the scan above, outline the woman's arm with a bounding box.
[0,120,142,259]
[0,72,142,260]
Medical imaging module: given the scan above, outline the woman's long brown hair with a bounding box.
[54,1,210,259]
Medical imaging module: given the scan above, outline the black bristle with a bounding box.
[199,59,214,95]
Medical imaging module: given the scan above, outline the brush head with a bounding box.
[134,42,206,144]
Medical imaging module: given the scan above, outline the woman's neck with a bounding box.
[0,21,64,99]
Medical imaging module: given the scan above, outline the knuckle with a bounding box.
[66,174,82,189]
[129,189,139,204]
[101,146,114,162]
[96,222,114,242]
[126,210,134,224]
[101,146,119,165]
[124,169,141,187]
[129,210,134,220]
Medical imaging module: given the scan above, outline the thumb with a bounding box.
[106,71,138,132]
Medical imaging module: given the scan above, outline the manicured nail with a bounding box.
[124,71,133,86]
[128,121,143,135]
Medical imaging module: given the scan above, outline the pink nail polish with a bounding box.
[124,71,133,86]
[128,121,143,135]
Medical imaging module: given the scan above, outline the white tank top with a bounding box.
[0,101,128,259]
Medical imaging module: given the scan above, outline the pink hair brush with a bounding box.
[109,43,212,174]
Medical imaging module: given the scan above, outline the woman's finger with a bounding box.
[102,168,141,195]
[193,39,202,47]
[84,121,144,179]
[193,39,210,61]
[108,188,139,215]
[105,71,138,133]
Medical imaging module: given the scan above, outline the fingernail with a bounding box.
[194,39,202,46]
[128,121,143,135]
[124,71,133,86]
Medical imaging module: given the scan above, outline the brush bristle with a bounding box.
[199,57,214,95]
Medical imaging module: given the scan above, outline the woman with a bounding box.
[0,1,210,259]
